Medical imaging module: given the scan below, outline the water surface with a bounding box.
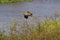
[0,0,60,31]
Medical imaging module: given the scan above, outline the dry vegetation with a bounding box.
[0,12,60,40]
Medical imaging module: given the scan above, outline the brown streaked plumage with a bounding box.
[24,11,32,19]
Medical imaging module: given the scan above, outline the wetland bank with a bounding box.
[0,0,60,40]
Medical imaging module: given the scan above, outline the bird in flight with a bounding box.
[24,11,32,19]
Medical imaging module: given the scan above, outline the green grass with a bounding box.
[0,12,60,40]
[0,0,32,4]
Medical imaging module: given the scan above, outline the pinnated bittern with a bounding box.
[24,11,32,19]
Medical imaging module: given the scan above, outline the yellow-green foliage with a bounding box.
[0,0,32,4]
[0,12,60,40]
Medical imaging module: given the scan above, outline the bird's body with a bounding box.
[24,11,32,19]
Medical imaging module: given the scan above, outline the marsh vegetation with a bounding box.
[0,12,60,40]
[0,0,32,4]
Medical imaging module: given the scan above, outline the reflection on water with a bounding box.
[0,0,60,31]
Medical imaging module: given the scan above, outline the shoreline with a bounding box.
[0,0,32,4]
